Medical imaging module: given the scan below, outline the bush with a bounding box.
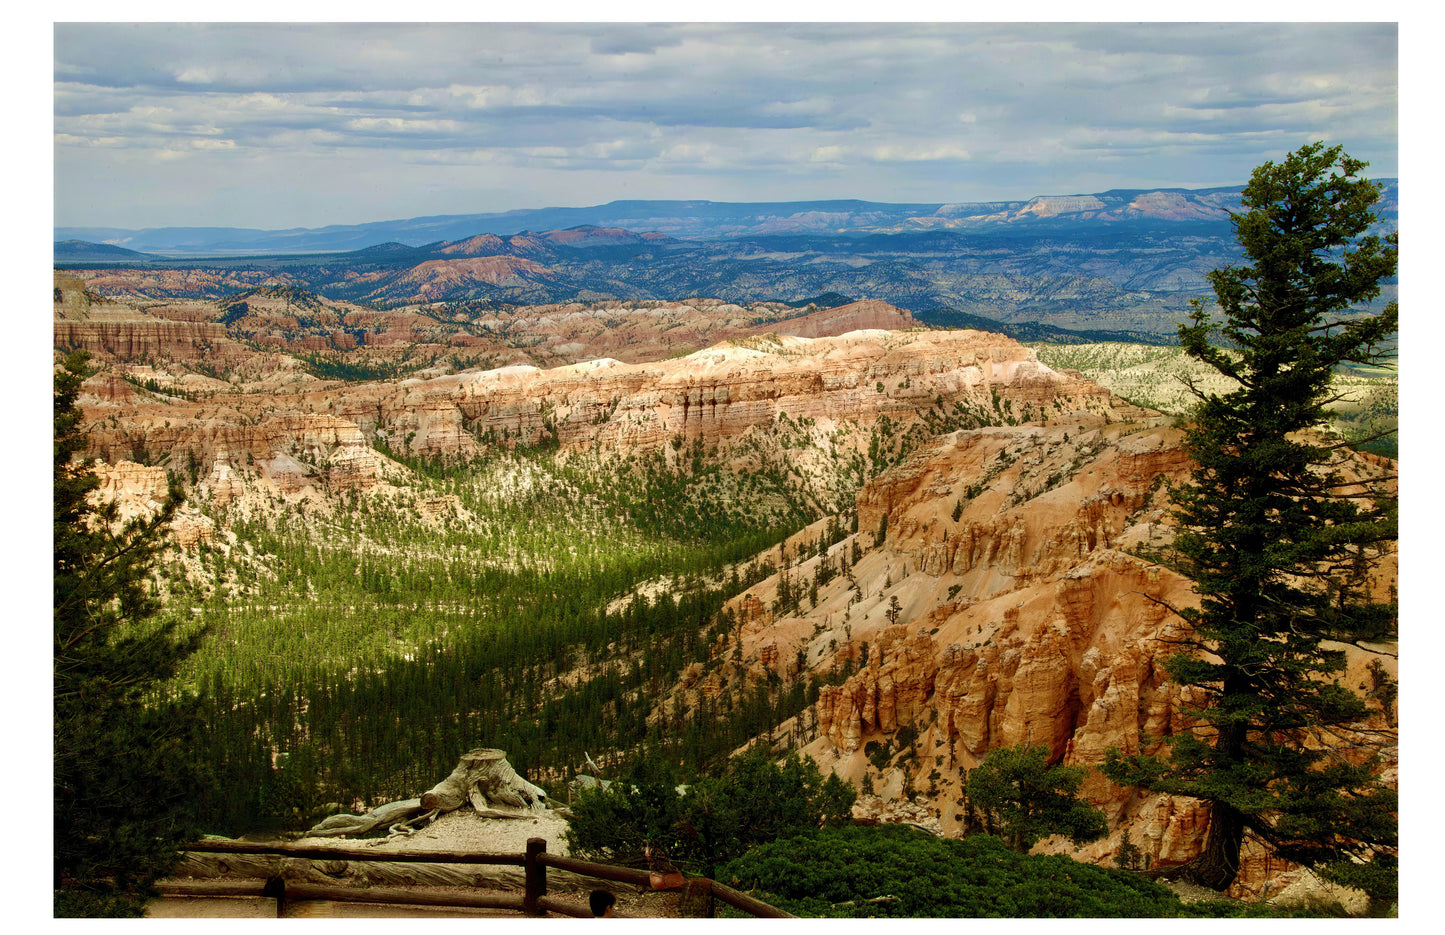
[563,756,685,867]
[719,824,1358,918]
[565,751,855,876]
[718,825,1187,917]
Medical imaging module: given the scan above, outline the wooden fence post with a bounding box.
[680,878,714,918]
[524,837,547,916]
[261,875,286,918]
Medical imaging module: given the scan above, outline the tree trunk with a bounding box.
[1178,800,1245,892]
[420,748,548,815]
[306,748,549,839]
[1176,715,1247,892]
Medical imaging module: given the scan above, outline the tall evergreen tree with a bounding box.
[54,351,211,916]
[1103,143,1398,900]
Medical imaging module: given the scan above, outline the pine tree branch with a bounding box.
[1340,642,1397,658]
[1324,430,1398,451]
[55,507,176,635]
[1128,589,1188,619]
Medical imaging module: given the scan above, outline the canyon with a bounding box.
[696,418,1395,900]
[54,271,919,373]
[51,184,1401,339]
[57,278,1397,904]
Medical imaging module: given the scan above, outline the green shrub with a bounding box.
[719,825,1355,918]
[565,751,855,876]
[718,825,1185,917]
[965,743,1107,852]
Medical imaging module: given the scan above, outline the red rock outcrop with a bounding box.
[86,459,216,548]
[70,329,1138,490]
[55,318,245,361]
[772,299,915,337]
[707,415,1397,899]
[54,284,938,372]
[354,256,553,300]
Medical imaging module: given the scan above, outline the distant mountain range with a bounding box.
[57,199,944,256]
[54,239,153,261]
[55,182,1397,257]
[54,182,1398,338]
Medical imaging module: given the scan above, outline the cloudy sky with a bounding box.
[52,17,1399,231]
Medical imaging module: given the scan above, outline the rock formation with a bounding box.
[694,414,1397,900]
[64,325,1137,514]
[55,279,927,371]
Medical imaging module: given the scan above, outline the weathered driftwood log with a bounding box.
[305,798,429,838]
[304,748,548,840]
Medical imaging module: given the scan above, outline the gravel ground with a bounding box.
[1162,880,1234,904]
[290,806,574,857]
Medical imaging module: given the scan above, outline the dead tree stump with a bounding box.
[305,748,549,839]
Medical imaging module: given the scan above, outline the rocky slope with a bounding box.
[54,274,918,373]
[679,414,1397,900]
[67,322,1132,514]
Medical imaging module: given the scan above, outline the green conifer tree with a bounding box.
[1102,143,1398,901]
[54,351,211,916]
[965,743,1107,853]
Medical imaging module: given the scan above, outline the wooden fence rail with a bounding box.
[169,837,794,918]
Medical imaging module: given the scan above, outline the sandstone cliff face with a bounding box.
[55,286,926,372]
[71,266,288,299]
[71,329,1136,510]
[704,415,1397,899]
[54,272,92,319]
[771,299,914,337]
[417,328,1113,456]
[86,459,218,549]
[75,372,389,510]
[56,318,244,361]
[352,255,554,301]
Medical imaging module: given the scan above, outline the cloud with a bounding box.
[53,22,1398,230]
[864,144,973,164]
[586,24,689,57]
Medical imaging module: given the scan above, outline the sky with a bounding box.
[52,13,1401,232]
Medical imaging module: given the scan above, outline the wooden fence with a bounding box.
[165,837,793,918]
